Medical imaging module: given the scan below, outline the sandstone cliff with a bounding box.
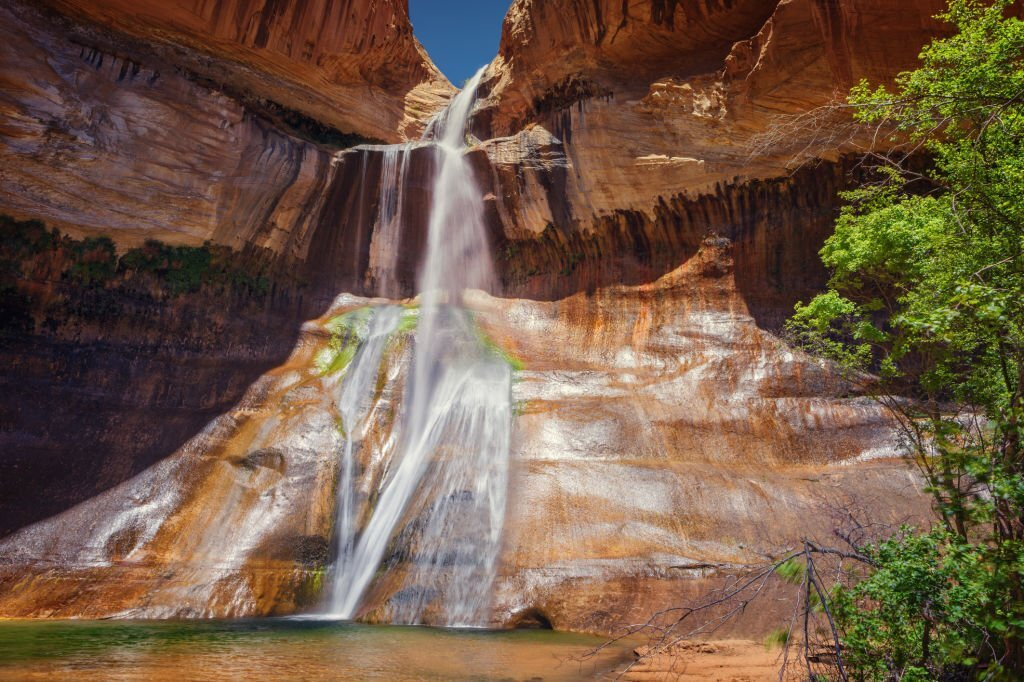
[475,0,948,262]
[0,0,451,535]
[0,0,451,253]
[0,0,953,636]
[39,0,452,141]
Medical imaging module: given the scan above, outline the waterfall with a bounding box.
[366,143,414,298]
[331,306,403,586]
[326,67,512,626]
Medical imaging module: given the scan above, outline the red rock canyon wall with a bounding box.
[0,0,955,635]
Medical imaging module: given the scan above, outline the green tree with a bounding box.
[786,0,1024,677]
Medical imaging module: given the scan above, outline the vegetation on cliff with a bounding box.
[0,215,302,335]
[784,0,1024,677]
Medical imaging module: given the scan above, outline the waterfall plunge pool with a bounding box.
[0,619,634,680]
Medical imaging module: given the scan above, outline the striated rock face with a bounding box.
[0,0,952,296]
[0,0,452,252]
[0,1,330,250]
[0,0,405,537]
[487,0,780,130]
[0,306,345,617]
[0,0,447,540]
[0,278,926,631]
[38,0,452,141]
[485,155,856,325]
[475,0,948,240]
[0,215,315,536]
[483,246,927,634]
[0,0,951,637]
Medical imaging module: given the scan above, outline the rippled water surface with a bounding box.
[0,619,631,680]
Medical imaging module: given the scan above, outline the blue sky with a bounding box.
[410,1,512,85]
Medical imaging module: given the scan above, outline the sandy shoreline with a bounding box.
[619,639,781,681]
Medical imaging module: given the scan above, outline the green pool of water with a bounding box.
[0,619,632,680]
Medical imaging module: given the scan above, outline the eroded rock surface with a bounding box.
[38,0,452,141]
[482,244,926,634]
[0,272,926,633]
[476,0,948,246]
[0,0,450,252]
[0,0,946,637]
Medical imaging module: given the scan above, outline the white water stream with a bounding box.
[366,143,414,298]
[331,306,403,587]
[326,68,512,626]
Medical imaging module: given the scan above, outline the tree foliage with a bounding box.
[785,1,1024,677]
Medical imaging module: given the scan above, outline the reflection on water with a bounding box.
[0,619,631,681]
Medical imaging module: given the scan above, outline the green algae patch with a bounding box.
[396,305,419,334]
[317,343,358,376]
[461,308,524,372]
[295,568,327,607]
[315,307,373,376]
[475,325,525,372]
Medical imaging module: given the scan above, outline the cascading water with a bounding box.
[325,67,512,626]
[366,143,414,298]
[331,306,402,585]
